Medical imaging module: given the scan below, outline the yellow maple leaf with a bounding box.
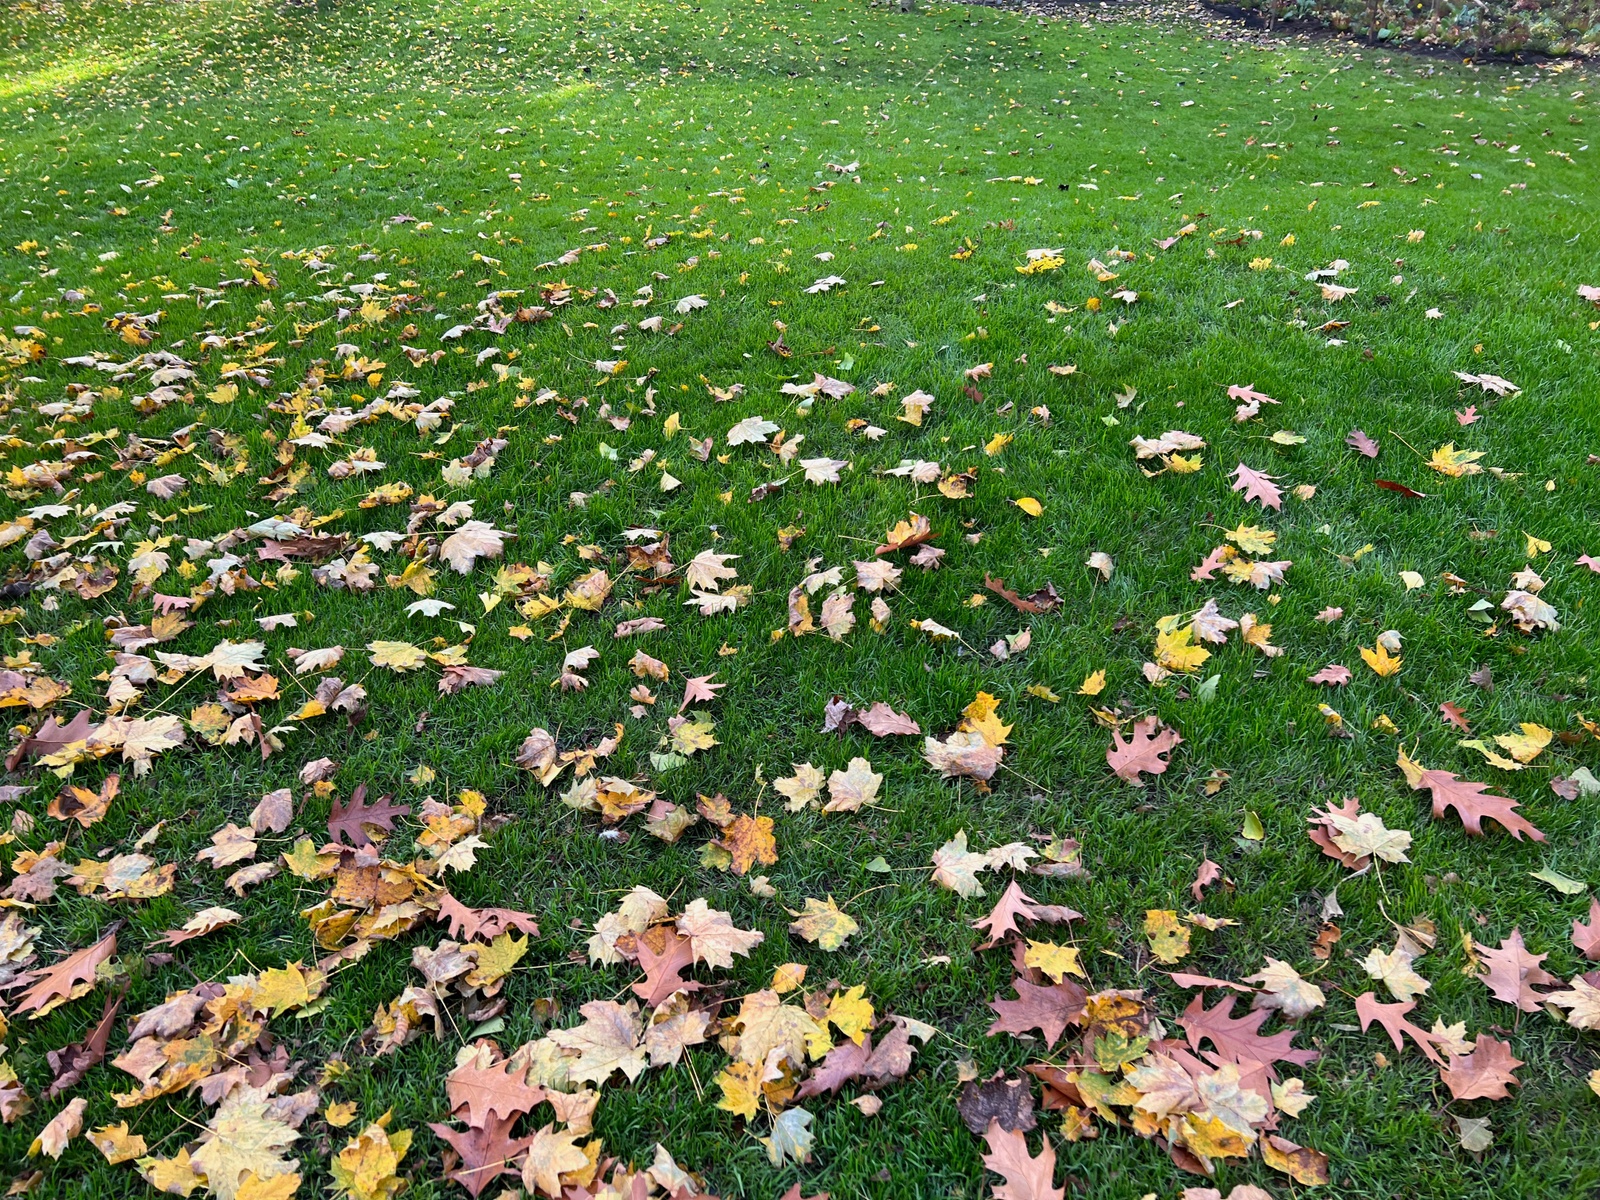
[1492,722,1552,764]
[713,1061,762,1119]
[1144,910,1192,964]
[788,896,859,951]
[331,1120,410,1200]
[1225,523,1277,555]
[138,1148,204,1196]
[984,432,1013,456]
[466,931,528,990]
[670,713,719,755]
[1155,624,1210,673]
[1026,683,1061,703]
[252,961,324,1016]
[238,1173,303,1200]
[1078,670,1107,696]
[366,641,427,671]
[1359,642,1402,677]
[1024,940,1084,982]
[1427,442,1485,478]
[826,985,875,1045]
[1167,452,1203,473]
[89,1122,148,1165]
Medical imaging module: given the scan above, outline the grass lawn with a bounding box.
[1,0,1599,1195]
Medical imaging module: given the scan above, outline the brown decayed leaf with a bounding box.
[959,1075,1037,1134]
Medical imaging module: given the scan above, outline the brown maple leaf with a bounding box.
[10,925,120,1019]
[972,881,1081,947]
[437,893,540,942]
[1176,994,1319,1076]
[630,926,701,1008]
[715,813,778,875]
[46,774,119,828]
[986,977,1087,1049]
[430,1115,531,1198]
[1106,716,1182,786]
[1399,754,1544,841]
[1573,897,1600,961]
[980,1121,1065,1200]
[1475,929,1558,1012]
[1353,991,1443,1065]
[327,783,412,847]
[1440,1035,1524,1101]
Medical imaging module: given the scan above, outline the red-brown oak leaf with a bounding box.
[980,1120,1065,1200]
[1106,717,1182,786]
[1353,992,1443,1065]
[1573,897,1600,961]
[1475,929,1558,1012]
[972,881,1081,947]
[1399,755,1544,841]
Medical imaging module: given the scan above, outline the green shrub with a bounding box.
[1233,0,1599,55]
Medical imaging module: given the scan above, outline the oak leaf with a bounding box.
[328,785,412,847]
[1398,751,1545,841]
[12,926,118,1019]
[1106,717,1181,786]
[1475,929,1557,1011]
[980,1121,1065,1200]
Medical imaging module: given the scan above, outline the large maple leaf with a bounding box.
[1106,717,1182,786]
[327,783,412,847]
[429,1115,530,1198]
[1176,994,1319,1076]
[1398,752,1544,841]
[986,977,1087,1049]
[980,1121,1065,1200]
[1440,1035,1524,1101]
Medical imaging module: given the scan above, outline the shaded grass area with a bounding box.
[1,0,1600,1196]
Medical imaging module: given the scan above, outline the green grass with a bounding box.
[1,0,1599,1196]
